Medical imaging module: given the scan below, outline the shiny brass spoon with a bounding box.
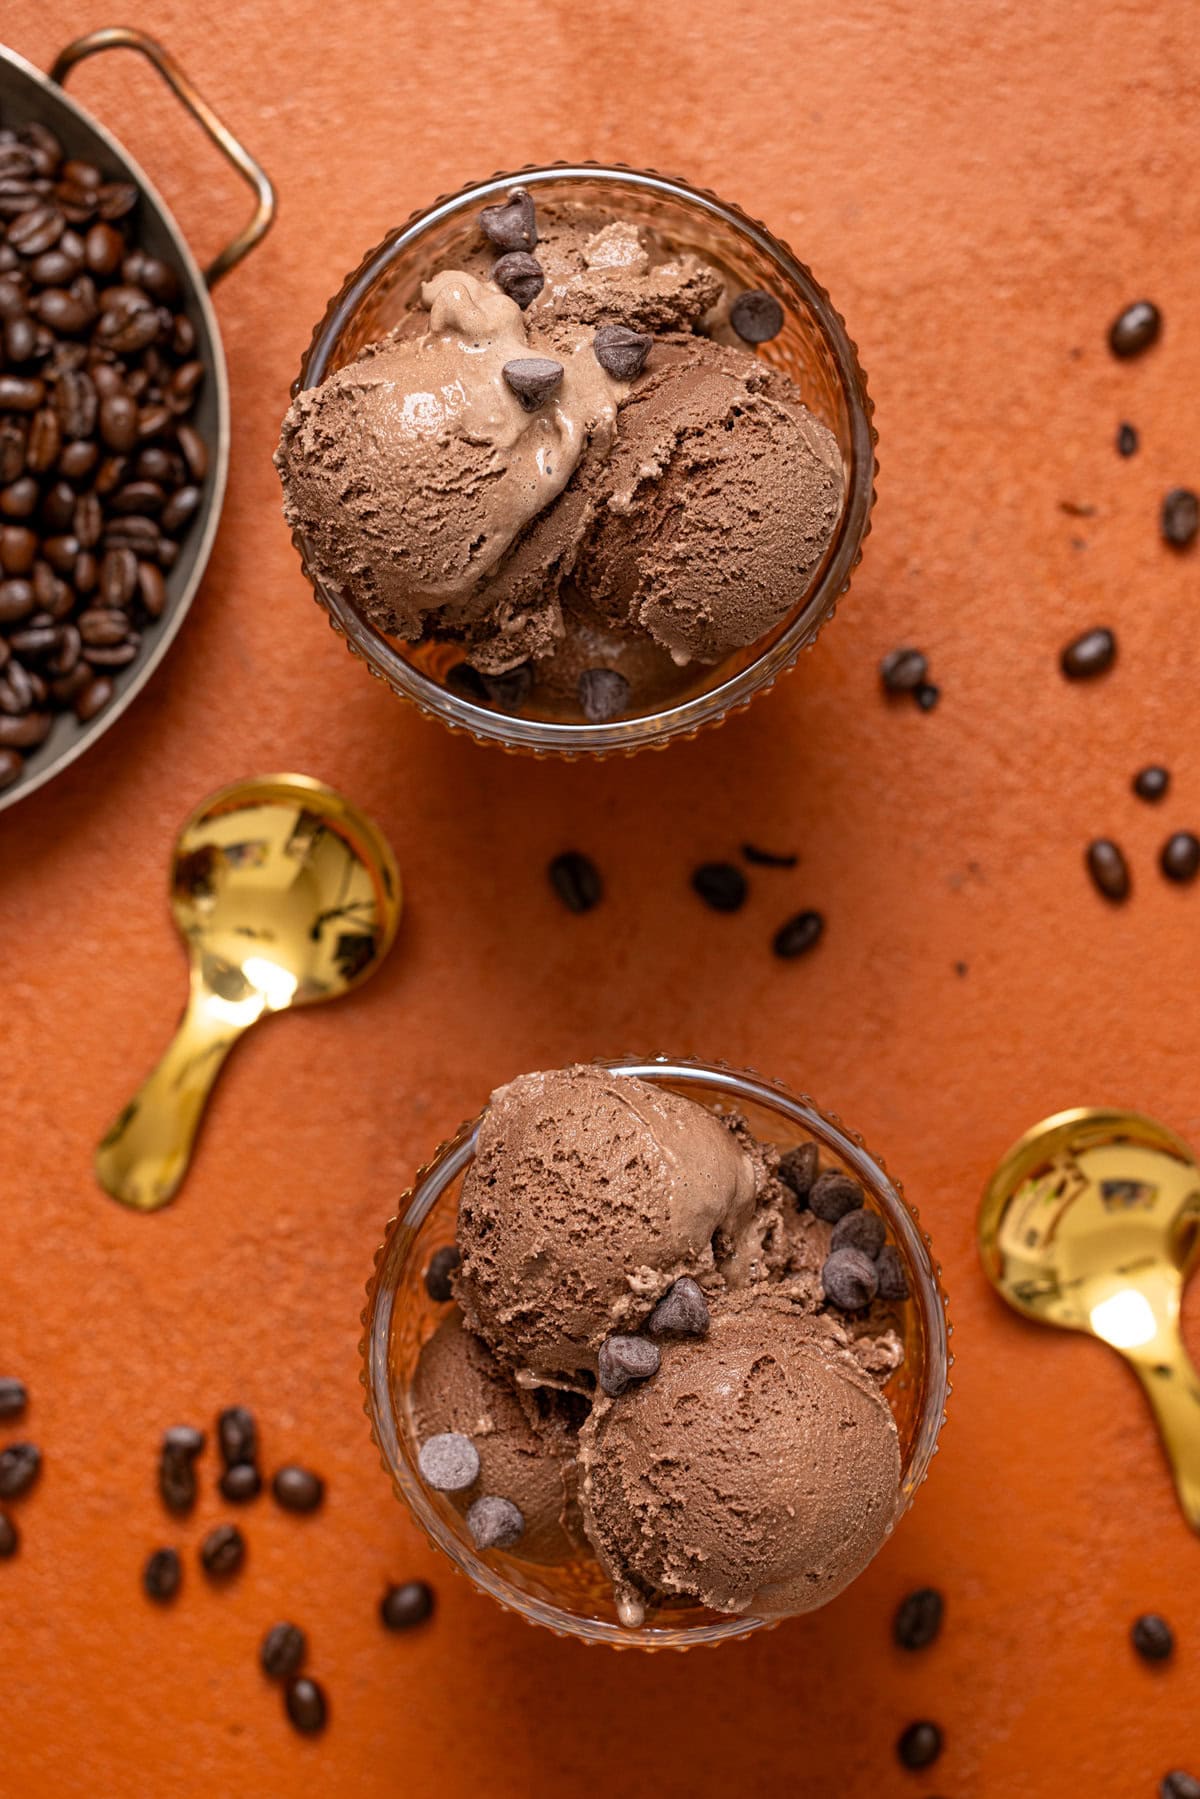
[979,1107,1200,1529]
[96,774,401,1212]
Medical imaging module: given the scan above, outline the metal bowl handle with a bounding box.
[50,27,275,288]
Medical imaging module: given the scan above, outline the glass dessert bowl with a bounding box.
[287,165,877,758]
[361,1057,949,1649]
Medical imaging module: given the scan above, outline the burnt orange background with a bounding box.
[3,1,1200,1793]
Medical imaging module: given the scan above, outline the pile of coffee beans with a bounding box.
[0,1374,35,1559]
[0,115,210,794]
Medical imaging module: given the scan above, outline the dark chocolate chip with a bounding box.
[424,1246,461,1303]
[466,1495,525,1550]
[773,909,825,959]
[691,861,747,913]
[730,289,784,343]
[417,1433,480,1493]
[741,843,797,868]
[479,186,537,253]
[272,1464,326,1513]
[142,1546,181,1602]
[0,1378,27,1420]
[199,1523,245,1578]
[598,1335,661,1398]
[1061,626,1116,680]
[284,1675,327,1735]
[778,1141,819,1204]
[894,1586,944,1650]
[1132,1612,1174,1662]
[647,1277,710,1338]
[0,1510,17,1559]
[880,646,927,693]
[261,1621,307,1680]
[219,1462,262,1503]
[0,1441,41,1498]
[593,323,652,381]
[1162,488,1199,549]
[897,1721,943,1770]
[577,666,630,723]
[492,252,545,310]
[1116,421,1138,457]
[821,1247,879,1311]
[876,1244,911,1300]
[502,356,563,411]
[831,1209,887,1257]
[809,1170,865,1223]
[481,662,533,709]
[915,682,941,712]
[217,1405,256,1469]
[548,850,602,913]
[381,1579,436,1630]
[1161,832,1200,884]
[1109,300,1160,358]
[1162,1775,1200,1799]
[1134,765,1170,802]
[1086,838,1130,903]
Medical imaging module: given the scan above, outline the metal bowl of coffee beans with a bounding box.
[0,29,274,813]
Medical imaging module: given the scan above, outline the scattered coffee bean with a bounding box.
[142,1546,181,1602]
[199,1523,245,1578]
[502,356,563,411]
[876,1244,911,1301]
[1162,488,1199,549]
[466,1495,525,1551]
[1061,626,1116,680]
[217,1405,257,1469]
[0,1510,17,1558]
[1132,1612,1174,1662]
[0,1378,27,1421]
[1109,300,1160,358]
[424,1246,461,1303]
[779,1141,819,1204]
[577,665,630,723]
[261,1621,307,1680]
[894,1586,945,1650]
[1134,765,1170,802]
[648,1277,710,1338]
[773,909,825,959]
[822,1247,879,1311]
[593,323,652,381]
[479,187,537,253]
[897,1720,943,1770]
[284,1675,327,1735]
[1162,1775,1200,1799]
[381,1579,436,1631]
[1161,832,1200,885]
[417,1433,480,1493]
[831,1209,887,1257]
[158,1426,204,1514]
[220,1462,262,1503]
[598,1334,661,1398]
[691,861,747,913]
[1086,838,1131,903]
[809,1170,865,1224]
[272,1465,325,1513]
[915,682,940,712]
[480,662,533,709]
[0,1441,41,1498]
[880,646,927,693]
[741,843,797,868]
[492,251,545,310]
[730,289,784,344]
[1116,421,1138,457]
[548,850,602,914]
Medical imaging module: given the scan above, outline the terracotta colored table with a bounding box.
[3,3,1199,1793]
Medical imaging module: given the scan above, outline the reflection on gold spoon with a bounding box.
[979,1108,1200,1529]
[96,774,401,1212]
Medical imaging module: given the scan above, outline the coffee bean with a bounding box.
[4,314,36,363]
[897,1721,943,1770]
[1086,838,1130,903]
[1132,1612,1174,1662]
[0,1379,27,1421]
[284,1675,327,1735]
[9,205,64,257]
[480,662,533,709]
[692,861,748,913]
[548,850,602,913]
[1,526,37,574]
[1061,626,1116,680]
[492,252,545,310]
[159,1453,197,1516]
[417,1433,479,1493]
[160,484,199,534]
[894,1586,944,1650]
[831,1209,887,1257]
[577,666,630,722]
[424,1246,461,1303]
[742,843,797,868]
[217,1405,257,1469]
[78,607,130,646]
[0,580,34,623]
[74,674,113,721]
[261,1621,307,1680]
[136,560,166,618]
[0,709,49,746]
[647,1277,710,1338]
[480,187,537,253]
[466,1495,526,1550]
[1117,421,1138,457]
[0,1510,17,1558]
[810,1170,865,1223]
[1162,488,1199,549]
[915,682,941,711]
[176,423,207,482]
[1162,1775,1200,1799]
[876,1244,911,1301]
[0,1442,41,1498]
[98,392,138,452]
[880,646,927,692]
[1109,300,1160,357]
[272,1464,325,1513]
[380,1580,435,1631]
[142,1546,181,1602]
[779,1141,819,1203]
[593,323,652,381]
[822,1247,879,1311]
[502,356,563,411]
[773,909,824,959]
[199,1523,245,1577]
[598,1335,661,1398]
[0,477,36,520]
[730,289,784,343]
[220,1463,262,1503]
[1134,765,1170,802]
[54,368,96,438]
[1161,832,1200,884]
[26,411,60,473]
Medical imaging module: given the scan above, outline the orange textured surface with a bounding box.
[3,2,1200,1793]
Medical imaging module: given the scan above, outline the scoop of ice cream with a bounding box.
[408,1308,583,1564]
[455,1067,761,1385]
[578,1291,901,1617]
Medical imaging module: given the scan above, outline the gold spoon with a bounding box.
[96,773,401,1212]
[979,1107,1200,1529]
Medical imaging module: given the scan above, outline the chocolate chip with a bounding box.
[593,323,652,381]
[492,252,545,310]
[219,1462,262,1503]
[598,1335,661,1398]
[479,187,537,253]
[217,1405,256,1469]
[0,1378,27,1420]
[481,662,533,709]
[730,289,784,343]
[1086,838,1130,903]
[691,861,747,913]
[142,1546,181,1602]
[897,1721,943,1770]
[1117,421,1138,457]
[779,1141,819,1204]
[1109,300,1160,357]
[1061,626,1116,680]
[466,1495,525,1550]
[1134,765,1170,802]
[647,1277,710,1338]
[894,1586,944,1650]
[577,666,630,722]
[876,1244,911,1300]
[821,1247,879,1311]
[424,1246,461,1303]
[809,1170,865,1224]
[831,1209,887,1257]
[1163,1775,1200,1799]
[199,1523,245,1578]
[1161,832,1200,884]
[284,1675,327,1735]
[0,1511,17,1559]
[418,1432,480,1493]
[915,682,941,712]
[773,909,825,959]
[1162,488,1199,549]
[1132,1613,1174,1662]
[272,1464,325,1513]
[261,1621,307,1680]
[548,850,602,914]
[502,356,563,410]
[380,1579,435,1630]
[0,1441,41,1498]
[741,843,797,868]
[880,646,927,692]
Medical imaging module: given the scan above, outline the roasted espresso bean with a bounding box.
[40,533,78,574]
[0,1510,18,1556]
[53,368,96,438]
[57,439,97,483]
[880,646,927,692]
[3,313,36,363]
[174,424,207,482]
[692,862,748,912]
[172,313,196,357]
[0,1379,27,1421]
[1109,300,1160,357]
[96,180,137,221]
[111,480,165,516]
[217,1406,258,1470]
[272,1465,325,1514]
[894,1586,945,1650]
[0,710,47,748]
[1086,839,1130,902]
[169,360,204,404]
[73,491,101,548]
[40,481,75,529]
[25,409,60,473]
[199,1523,245,1577]
[1162,1774,1200,1799]
[160,484,199,535]
[1061,626,1116,680]
[1162,488,1199,549]
[1134,765,1170,802]
[261,1621,307,1679]
[380,1580,435,1631]
[897,1721,943,1770]
[773,909,825,959]
[72,551,97,596]
[83,637,138,669]
[34,288,91,334]
[9,624,58,658]
[1161,832,1200,885]
[102,515,158,557]
[0,1442,41,1498]
[84,221,124,276]
[8,204,64,256]
[74,674,112,721]
[136,560,165,618]
[1132,1613,1174,1662]
[142,1546,182,1603]
[219,1462,262,1503]
[98,392,138,452]
[0,527,37,575]
[548,850,603,913]
[0,477,37,518]
[97,299,160,355]
[0,748,21,788]
[0,374,44,411]
[47,623,80,677]
[284,1676,327,1736]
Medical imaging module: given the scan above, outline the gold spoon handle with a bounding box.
[95,983,252,1211]
[1131,1344,1200,1531]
